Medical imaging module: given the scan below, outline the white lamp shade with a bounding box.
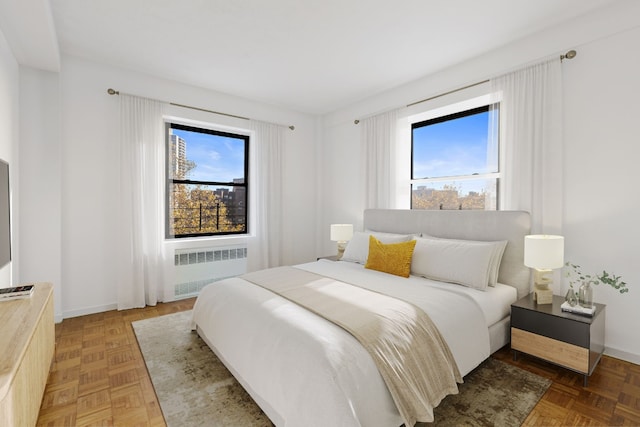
[330,224,353,242]
[524,235,564,269]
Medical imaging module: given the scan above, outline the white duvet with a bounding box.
[191,260,517,427]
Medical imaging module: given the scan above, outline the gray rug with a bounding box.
[133,311,550,427]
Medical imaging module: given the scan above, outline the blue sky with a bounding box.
[172,128,245,182]
[412,110,495,195]
[413,111,491,179]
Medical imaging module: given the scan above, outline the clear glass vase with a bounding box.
[565,288,578,307]
[578,281,594,309]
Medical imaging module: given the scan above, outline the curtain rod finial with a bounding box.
[561,50,577,61]
[107,88,119,95]
[354,119,360,125]
[289,125,295,131]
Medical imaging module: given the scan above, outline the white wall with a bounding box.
[0,27,18,287]
[563,25,640,363]
[320,2,640,362]
[18,67,62,320]
[53,55,317,318]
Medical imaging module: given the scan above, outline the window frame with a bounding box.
[410,103,500,210]
[165,122,250,239]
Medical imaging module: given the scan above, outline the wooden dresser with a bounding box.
[0,283,55,426]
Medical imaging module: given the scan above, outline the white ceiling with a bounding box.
[0,0,619,114]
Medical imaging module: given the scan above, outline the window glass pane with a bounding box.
[412,107,494,180]
[169,128,245,182]
[411,178,497,210]
[169,183,246,236]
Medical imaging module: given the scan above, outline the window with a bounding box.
[411,104,499,210]
[166,123,249,238]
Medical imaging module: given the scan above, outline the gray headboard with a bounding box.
[363,209,531,298]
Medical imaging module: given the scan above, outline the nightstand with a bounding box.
[511,294,605,386]
[317,255,338,261]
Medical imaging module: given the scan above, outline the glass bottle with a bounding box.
[578,281,594,309]
[565,287,578,307]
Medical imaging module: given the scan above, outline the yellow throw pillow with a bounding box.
[365,235,417,278]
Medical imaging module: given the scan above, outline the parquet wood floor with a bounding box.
[36,298,196,427]
[493,346,640,426]
[37,299,640,426]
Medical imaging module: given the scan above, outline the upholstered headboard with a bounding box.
[363,209,531,298]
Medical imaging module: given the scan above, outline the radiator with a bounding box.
[173,245,247,298]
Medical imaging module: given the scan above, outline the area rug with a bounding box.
[133,310,550,427]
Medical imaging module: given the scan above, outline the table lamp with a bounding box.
[524,235,564,304]
[330,224,353,260]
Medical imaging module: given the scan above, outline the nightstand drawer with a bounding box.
[511,328,589,373]
[511,305,590,348]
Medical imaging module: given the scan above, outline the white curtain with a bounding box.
[117,94,167,309]
[490,59,563,234]
[361,109,399,209]
[247,120,285,271]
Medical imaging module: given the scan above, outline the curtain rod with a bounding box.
[107,88,295,131]
[354,49,577,124]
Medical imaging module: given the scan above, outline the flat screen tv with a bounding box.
[0,159,10,269]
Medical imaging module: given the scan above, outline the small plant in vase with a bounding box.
[565,262,629,308]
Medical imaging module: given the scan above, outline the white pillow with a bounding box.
[411,236,508,290]
[487,240,508,286]
[420,235,507,287]
[341,231,412,264]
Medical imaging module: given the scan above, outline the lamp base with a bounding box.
[336,241,347,260]
[534,286,554,305]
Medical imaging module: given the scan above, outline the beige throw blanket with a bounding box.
[241,266,462,425]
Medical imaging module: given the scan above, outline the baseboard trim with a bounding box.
[605,346,640,365]
[62,303,118,320]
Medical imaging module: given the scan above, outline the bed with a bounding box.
[191,209,531,426]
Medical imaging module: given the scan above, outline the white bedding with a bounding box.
[191,259,518,427]
[304,260,517,327]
